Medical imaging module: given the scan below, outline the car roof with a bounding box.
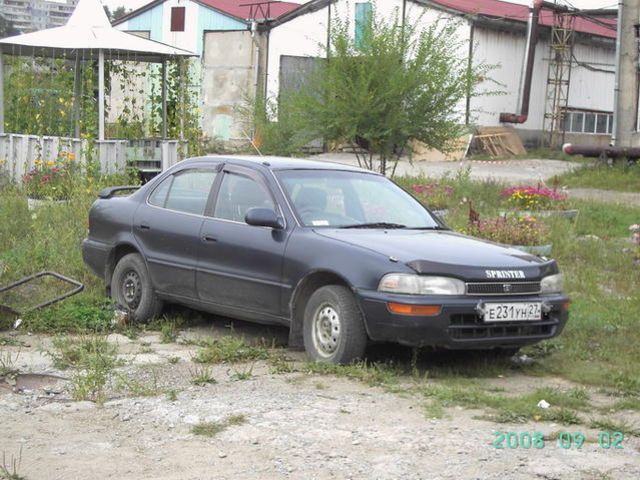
[181,155,379,174]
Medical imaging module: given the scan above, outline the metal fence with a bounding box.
[0,134,187,183]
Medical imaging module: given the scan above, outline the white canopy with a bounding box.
[0,0,194,61]
[0,0,195,139]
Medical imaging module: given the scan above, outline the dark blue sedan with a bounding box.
[82,156,569,364]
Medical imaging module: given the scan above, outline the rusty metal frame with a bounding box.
[0,271,84,316]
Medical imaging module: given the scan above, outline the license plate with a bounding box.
[483,302,542,322]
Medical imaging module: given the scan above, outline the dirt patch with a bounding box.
[1,330,639,480]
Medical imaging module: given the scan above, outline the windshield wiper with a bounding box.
[341,222,407,229]
[413,225,447,230]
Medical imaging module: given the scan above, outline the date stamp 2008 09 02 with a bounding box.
[492,431,625,450]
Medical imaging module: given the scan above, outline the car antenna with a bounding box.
[241,129,263,156]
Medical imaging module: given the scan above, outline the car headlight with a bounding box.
[541,273,564,294]
[378,274,465,295]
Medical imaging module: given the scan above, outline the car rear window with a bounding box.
[149,169,217,215]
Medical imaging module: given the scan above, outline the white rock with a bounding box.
[537,400,551,409]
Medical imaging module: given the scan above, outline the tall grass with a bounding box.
[554,161,640,192]
[0,173,134,331]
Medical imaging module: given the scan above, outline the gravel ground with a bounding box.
[1,326,639,480]
[309,154,582,184]
[311,154,640,205]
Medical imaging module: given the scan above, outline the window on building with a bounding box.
[355,2,372,49]
[564,109,613,135]
[170,6,186,32]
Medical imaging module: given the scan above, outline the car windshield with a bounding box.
[276,169,441,229]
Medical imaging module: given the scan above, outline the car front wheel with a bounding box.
[303,285,368,364]
[111,253,162,322]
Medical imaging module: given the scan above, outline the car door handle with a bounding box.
[139,224,151,230]
[202,235,217,243]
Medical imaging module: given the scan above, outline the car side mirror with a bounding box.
[245,207,285,229]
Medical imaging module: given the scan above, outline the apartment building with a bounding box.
[0,0,78,32]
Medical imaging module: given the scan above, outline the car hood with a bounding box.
[314,229,557,281]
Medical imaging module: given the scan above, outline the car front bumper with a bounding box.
[357,290,569,349]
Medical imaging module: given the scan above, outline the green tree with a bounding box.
[287,8,491,175]
[104,5,129,23]
[112,6,128,22]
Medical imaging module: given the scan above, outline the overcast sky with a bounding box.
[100,0,618,14]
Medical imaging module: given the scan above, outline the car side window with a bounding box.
[213,172,275,223]
[148,176,172,208]
[149,169,217,215]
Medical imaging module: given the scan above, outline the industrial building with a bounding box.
[114,0,619,148]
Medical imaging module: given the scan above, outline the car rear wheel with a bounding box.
[111,253,162,322]
[303,285,367,364]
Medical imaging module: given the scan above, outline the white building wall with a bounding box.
[470,27,527,127]
[160,0,201,54]
[266,0,469,102]
[116,0,201,53]
[471,26,615,132]
[568,40,616,111]
[266,5,329,100]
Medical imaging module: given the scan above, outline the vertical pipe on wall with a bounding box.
[517,8,534,111]
[402,0,407,28]
[98,50,105,141]
[326,1,332,55]
[499,0,543,123]
[611,0,624,145]
[465,23,475,126]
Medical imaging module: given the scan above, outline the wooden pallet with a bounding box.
[475,127,527,157]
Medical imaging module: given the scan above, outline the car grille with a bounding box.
[448,313,556,340]
[466,282,541,296]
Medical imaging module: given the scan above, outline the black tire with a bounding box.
[111,253,162,323]
[303,285,368,364]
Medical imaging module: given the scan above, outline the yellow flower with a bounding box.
[35,159,43,166]
[47,160,55,166]
[68,152,76,161]
[0,159,5,165]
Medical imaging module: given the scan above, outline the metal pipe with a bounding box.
[563,142,640,158]
[516,8,534,111]
[611,0,623,145]
[500,0,543,124]
[465,23,474,125]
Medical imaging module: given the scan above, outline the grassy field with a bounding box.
[1,167,639,403]
[554,161,640,192]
